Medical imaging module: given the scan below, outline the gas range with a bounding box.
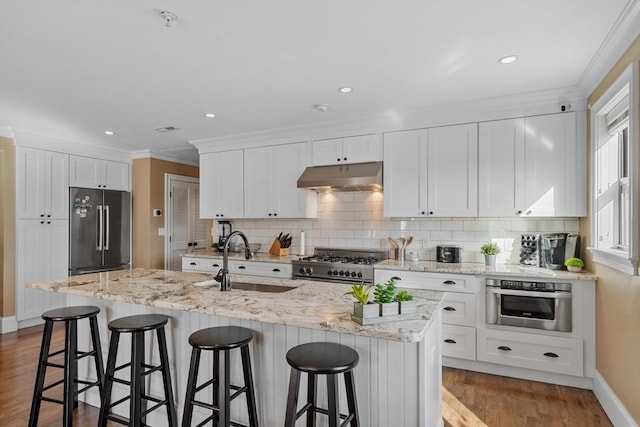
[291,247,388,284]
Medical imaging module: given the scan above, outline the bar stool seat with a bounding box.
[285,342,360,427]
[98,313,178,427]
[182,326,259,427]
[29,305,105,427]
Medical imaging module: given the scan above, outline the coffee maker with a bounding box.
[541,233,579,270]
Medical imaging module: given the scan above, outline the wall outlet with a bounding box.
[153,209,162,217]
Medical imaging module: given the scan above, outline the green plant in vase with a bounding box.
[394,290,416,314]
[374,279,399,316]
[480,242,501,266]
[346,283,379,320]
[565,257,584,272]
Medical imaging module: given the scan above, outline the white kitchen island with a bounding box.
[28,269,444,427]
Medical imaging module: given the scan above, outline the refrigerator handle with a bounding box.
[97,205,103,250]
[104,205,110,250]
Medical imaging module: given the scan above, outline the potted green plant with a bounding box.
[480,242,501,266]
[565,257,584,273]
[394,290,416,314]
[345,283,378,319]
[374,279,399,316]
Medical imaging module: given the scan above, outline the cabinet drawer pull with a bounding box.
[212,263,219,268]
[443,306,456,311]
[497,346,512,352]
[272,268,281,272]
[238,265,246,270]
[443,280,456,285]
[543,352,559,358]
[190,262,197,266]
[391,276,402,281]
[444,339,457,344]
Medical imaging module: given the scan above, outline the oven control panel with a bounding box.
[487,279,571,292]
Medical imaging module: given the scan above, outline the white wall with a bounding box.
[223,192,580,264]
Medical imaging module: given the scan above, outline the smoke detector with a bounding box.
[160,11,177,27]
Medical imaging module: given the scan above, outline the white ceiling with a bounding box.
[1,0,638,164]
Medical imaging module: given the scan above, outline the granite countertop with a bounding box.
[27,269,444,343]
[183,251,300,263]
[376,260,598,280]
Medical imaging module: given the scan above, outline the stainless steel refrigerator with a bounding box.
[69,187,131,275]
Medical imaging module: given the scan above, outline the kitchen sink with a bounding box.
[193,279,293,293]
[231,282,294,293]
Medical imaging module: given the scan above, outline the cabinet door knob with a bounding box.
[268,213,272,216]
[343,157,347,161]
[543,352,559,358]
[497,346,512,351]
[429,211,434,215]
[40,221,45,224]
[273,213,277,217]
[46,221,51,224]
[443,306,456,311]
[516,210,523,214]
[421,211,426,215]
[187,243,193,247]
[444,339,457,344]
[47,214,51,218]
[337,158,341,162]
[40,214,44,217]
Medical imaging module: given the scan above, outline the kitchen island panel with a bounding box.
[68,294,442,427]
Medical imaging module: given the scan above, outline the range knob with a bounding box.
[307,267,313,275]
[332,270,339,276]
[351,271,357,277]
[299,267,306,274]
[357,272,363,278]
[339,271,345,276]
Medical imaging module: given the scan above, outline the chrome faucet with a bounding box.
[214,230,252,291]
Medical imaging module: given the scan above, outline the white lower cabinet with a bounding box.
[16,219,68,322]
[442,324,476,360]
[181,256,292,279]
[441,292,476,327]
[477,327,584,377]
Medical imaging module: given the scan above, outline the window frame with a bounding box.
[589,62,639,275]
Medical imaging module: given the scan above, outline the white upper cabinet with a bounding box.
[310,134,382,166]
[16,147,69,219]
[478,118,526,216]
[384,124,478,217]
[479,112,585,217]
[199,150,244,219]
[245,142,317,219]
[69,155,130,191]
[426,124,478,217]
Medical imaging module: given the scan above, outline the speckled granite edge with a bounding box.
[376,260,598,281]
[183,251,299,263]
[27,269,444,343]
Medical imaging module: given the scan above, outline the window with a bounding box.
[590,62,639,275]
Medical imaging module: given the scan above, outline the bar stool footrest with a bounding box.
[40,396,64,405]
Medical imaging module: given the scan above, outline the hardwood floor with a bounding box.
[1,325,612,427]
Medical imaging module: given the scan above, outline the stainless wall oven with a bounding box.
[486,279,572,332]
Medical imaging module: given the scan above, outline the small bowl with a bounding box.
[249,243,262,253]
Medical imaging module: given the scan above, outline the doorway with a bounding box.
[164,174,209,271]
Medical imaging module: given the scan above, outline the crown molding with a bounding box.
[577,0,640,96]
[11,128,132,162]
[131,149,199,167]
[190,87,586,153]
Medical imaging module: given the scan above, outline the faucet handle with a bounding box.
[214,268,224,283]
[245,247,253,260]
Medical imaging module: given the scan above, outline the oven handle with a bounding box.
[486,287,571,299]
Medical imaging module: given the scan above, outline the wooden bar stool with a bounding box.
[182,326,259,427]
[284,342,360,427]
[29,305,105,427]
[98,313,178,427]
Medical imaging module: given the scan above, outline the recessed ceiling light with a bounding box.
[314,104,329,112]
[154,126,180,132]
[498,55,518,64]
[104,130,115,136]
[338,87,353,93]
[204,113,216,118]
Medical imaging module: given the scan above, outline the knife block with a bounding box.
[269,239,289,256]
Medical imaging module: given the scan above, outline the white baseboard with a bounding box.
[593,370,638,427]
[0,316,18,334]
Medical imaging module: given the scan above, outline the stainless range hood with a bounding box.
[297,161,383,192]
